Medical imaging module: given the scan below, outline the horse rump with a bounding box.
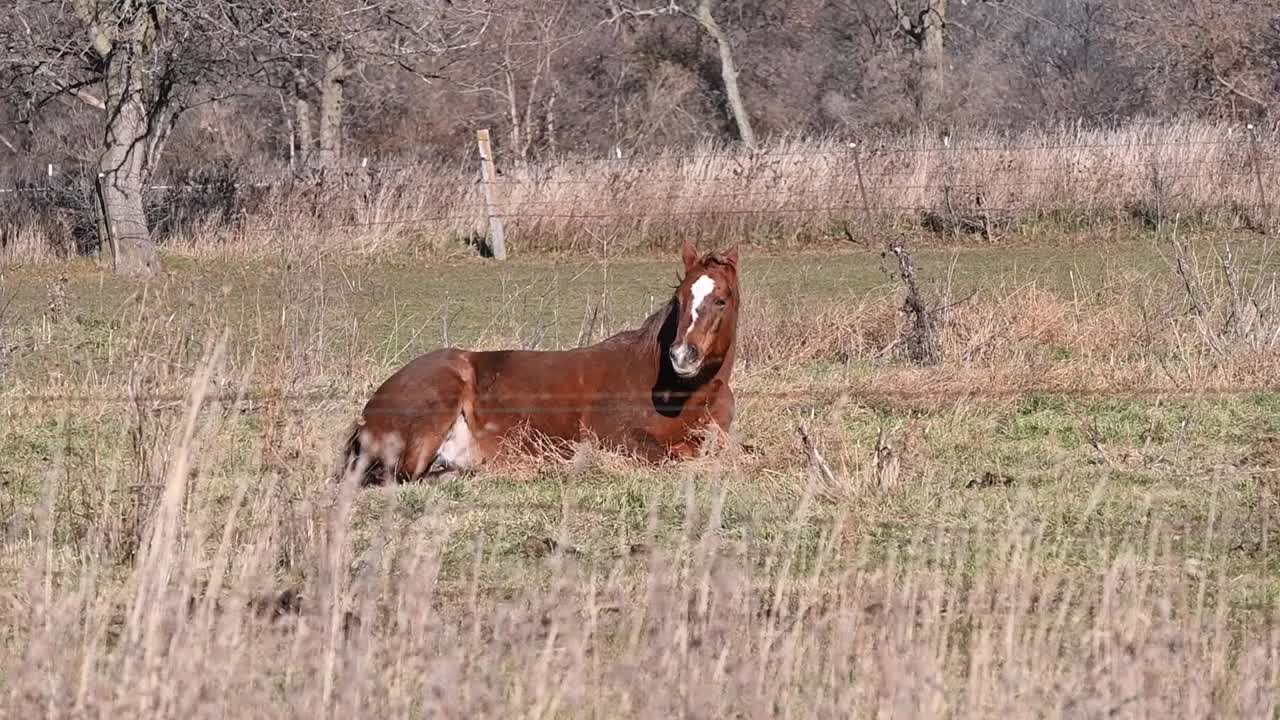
[335,422,382,486]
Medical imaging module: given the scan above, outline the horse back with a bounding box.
[463,345,651,438]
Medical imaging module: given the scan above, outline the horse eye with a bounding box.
[714,298,728,307]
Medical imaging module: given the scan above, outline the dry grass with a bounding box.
[2,237,1279,716]
[3,120,1277,264]
[736,258,1280,399]
[3,389,1277,717]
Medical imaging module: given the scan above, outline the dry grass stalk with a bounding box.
[874,426,901,491]
[1169,225,1280,355]
[795,419,841,501]
[4,466,1277,718]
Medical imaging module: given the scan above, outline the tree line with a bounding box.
[2,0,1278,275]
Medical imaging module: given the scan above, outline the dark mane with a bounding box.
[600,298,676,347]
[701,253,736,269]
[677,255,736,283]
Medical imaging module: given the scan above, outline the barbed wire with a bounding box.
[344,132,1280,168]
[6,159,1273,197]
[206,201,1273,234]
[518,137,1277,165]
[4,195,1269,240]
[97,172,1264,223]
[2,134,1275,197]
[0,385,1272,412]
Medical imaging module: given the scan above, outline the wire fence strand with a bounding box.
[1,385,1273,413]
[3,133,1277,196]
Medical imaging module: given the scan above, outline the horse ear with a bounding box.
[722,244,740,267]
[681,238,699,272]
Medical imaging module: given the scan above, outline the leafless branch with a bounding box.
[602,0,687,26]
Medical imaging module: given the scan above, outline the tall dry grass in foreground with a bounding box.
[4,355,1277,718]
[3,120,1277,263]
[1,238,1278,717]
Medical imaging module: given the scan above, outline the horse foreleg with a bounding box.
[705,380,735,432]
[667,437,705,460]
[682,380,736,458]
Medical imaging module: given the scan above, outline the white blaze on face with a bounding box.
[685,275,717,341]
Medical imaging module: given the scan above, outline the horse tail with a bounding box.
[336,421,375,485]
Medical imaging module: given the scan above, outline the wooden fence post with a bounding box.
[475,129,508,260]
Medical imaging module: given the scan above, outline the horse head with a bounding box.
[667,238,740,381]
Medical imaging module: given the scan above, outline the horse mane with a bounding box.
[600,298,676,348]
[699,253,737,270]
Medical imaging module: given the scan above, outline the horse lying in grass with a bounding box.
[342,239,741,485]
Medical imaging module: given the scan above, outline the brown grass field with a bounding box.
[2,126,1280,716]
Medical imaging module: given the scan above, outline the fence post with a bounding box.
[850,142,873,233]
[475,128,508,260]
[1246,123,1272,233]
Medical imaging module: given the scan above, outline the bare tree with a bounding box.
[883,0,950,120]
[2,0,251,276]
[458,0,586,163]
[1112,0,1278,119]
[608,0,757,149]
[254,0,491,169]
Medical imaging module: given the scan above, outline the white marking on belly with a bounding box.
[685,275,716,341]
[435,413,480,470]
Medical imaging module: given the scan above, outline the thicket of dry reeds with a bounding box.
[3,121,1276,263]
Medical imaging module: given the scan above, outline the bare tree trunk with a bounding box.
[695,0,756,149]
[920,0,948,119]
[73,0,159,277]
[293,69,315,164]
[884,0,949,121]
[98,42,157,277]
[504,67,524,162]
[296,97,314,161]
[318,48,346,168]
[545,88,559,158]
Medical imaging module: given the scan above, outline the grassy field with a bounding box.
[1,229,1279,716]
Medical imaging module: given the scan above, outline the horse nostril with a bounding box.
[670,345,698,368]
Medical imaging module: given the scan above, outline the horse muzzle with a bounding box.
[669,344,703,378]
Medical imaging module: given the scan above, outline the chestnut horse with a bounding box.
[342,239,740,484]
